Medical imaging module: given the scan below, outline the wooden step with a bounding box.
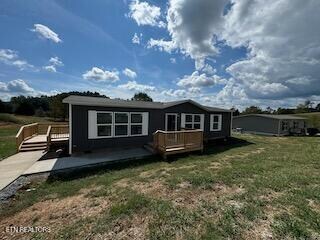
[21,143,47,148]
[19,146,47,152]
[22,141,47,145]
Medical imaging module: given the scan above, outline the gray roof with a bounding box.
[234,114,306,120]
[62,95,231,112]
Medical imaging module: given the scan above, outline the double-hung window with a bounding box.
[210,114,222,131]
[185,114,202,129]
[130,113,143,135]
[114,112,129,136]
[97,112,112,137]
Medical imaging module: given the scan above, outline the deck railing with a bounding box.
[15,123,39,151]
[153,129,203,159]
[16,123,69,152]
[46,125,69,148]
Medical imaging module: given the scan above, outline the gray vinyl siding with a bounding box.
[71,103,231,152]
[233,115,280,135]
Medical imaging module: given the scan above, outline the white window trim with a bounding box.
[96,111,113,138]
[182,113,204,130]
[89,111,148,139]
[210,114,222,131]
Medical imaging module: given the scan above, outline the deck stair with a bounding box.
[16,123,69,152]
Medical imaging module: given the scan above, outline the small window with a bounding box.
[184,114,202,129]
[210,114,222,131]
[130,113,143,136]
[293,121,299,129]
[98,125,112,136]
[97,113,112,124]
[115,125,128,136]
[96,112,112,137]
[131,114,142,123]
[131,125,142,135]
[282,121,289,131]
[114,112,129,136]
[115,113,128,123]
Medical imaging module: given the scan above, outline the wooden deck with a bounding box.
[153,129,203,159]
[16,123,69,152]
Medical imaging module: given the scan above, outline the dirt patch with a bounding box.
[138,165,197,179]
[92,214,151,240]
[210,148,266,168]
[116,178,245,211]
[308,199,320,213]
[0,190,110,240]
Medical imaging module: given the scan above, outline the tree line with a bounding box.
[232,100,320,116]
[0,91,153,121]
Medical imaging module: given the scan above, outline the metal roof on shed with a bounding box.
[62,95,232,112]
[234,114,306,120]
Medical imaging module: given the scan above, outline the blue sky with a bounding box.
[1,0,319,109]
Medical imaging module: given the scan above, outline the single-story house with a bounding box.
[63,95,232,154]
[232,114,307,136]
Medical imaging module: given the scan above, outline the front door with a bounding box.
[166,114,178,131]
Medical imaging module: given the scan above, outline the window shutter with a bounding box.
[181,113,186,128]
[218,115,222,131]
[200,114,205,130]
[142,112,149,136]
[88,110,97,139]
[210,114,213,131]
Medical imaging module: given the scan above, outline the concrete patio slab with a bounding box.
[0,151,45,191]
[24,148,154,175]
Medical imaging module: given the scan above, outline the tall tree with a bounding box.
[131,92,153,102]
[316,103,320,112]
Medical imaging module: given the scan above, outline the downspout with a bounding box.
[69,103,72,155]
[278,120,281,136]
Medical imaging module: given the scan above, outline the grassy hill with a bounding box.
[295,112,320,129]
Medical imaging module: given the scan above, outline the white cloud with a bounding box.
[177,71,227,88]
[43,56,63,73]
[0,49,34,70]
[147,38,176,53]
[132,33,142,44]
[149,0,320,103]
[149,0,227,65]
[31,24,62,43]
[128,0,166,28]
[49,57,63,66]
[43,65,56,72]
[83,67,119,82]
[122,68,137,79]
[0,79,59,101]
[0,79,36,100]
[118,80,155,92]
[162,89,187,98]
[170,58,176,64]
[201,64,216,75]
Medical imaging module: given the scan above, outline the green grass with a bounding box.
[0,134,319,239]
[0,114,63,160]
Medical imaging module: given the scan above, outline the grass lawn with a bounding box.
[0,114,64,160]
[0,134,319,239]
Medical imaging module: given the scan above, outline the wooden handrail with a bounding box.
[46,125,52,150]
[15,123,39,152]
